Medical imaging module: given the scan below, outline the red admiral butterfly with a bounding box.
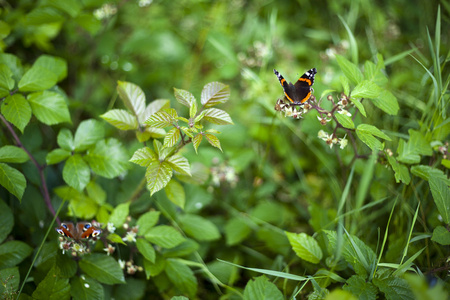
[273,68,317,105]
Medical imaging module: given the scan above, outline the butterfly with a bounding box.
[56,222,102,241]
[273,68,317,105]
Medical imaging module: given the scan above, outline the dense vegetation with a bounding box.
[0,0,448,299]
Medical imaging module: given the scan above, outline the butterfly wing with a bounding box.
[79,222,102,239]
[293,68,317,104]
[56,222,75,239]
[273,69,297,103]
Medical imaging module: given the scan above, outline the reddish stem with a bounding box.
[0,114,60,225]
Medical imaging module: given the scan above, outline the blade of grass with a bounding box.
[400,203,420,265]
[374,196,398,276]
[338,15,358,64]
[217,259,308,281]
[16,199,66,300]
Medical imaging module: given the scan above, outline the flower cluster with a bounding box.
[210,158,238,188]
[274,91,355,151]
[118,259,144,275]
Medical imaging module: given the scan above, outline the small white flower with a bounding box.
[72,243,86,253]
[122,231,137,243]
[318,130,329,140]
[339,135,348,149]
[84,283,90,288]
[317,115,331,125]
[284,106,294,117]
[107,222,116,233]
[118,259,126,269]
[338,109,352,117]
[103,244,115,256]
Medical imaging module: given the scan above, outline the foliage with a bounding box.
[0,0,449,299]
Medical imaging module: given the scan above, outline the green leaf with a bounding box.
[106,233,126,245]
[0,145,28,163]
[137,211,160,236]
[0,64,15,97]
[431,226,450,245]
[129,147,157,167]
[0,53,23,83]
[372,90,399,115]
[335,113,355,129]
[373,276,414,300]
[164,127,180,148]
[348,97,367,117]
[101,109,138,130]
[165,259,197,298]
[202,108,233,125]
[117,81,146,118]
[146,161,173,195]
[0,240,33,269]
[46,148,71,165]
[1,94,32,132]
[45,0,82,18]
[410,165,450,184]
[340,75,350,96]
[79,254,125,285]
[32,267,70,300]
[0,162,26,200]
[201,82,230,108]
[205,133,222,151]
[136,238,156,263]
[0,199,14,244]
[73,119,105,151]
[165,179,185,209]
[356,124,390,150]
[225,217,252,246]
[108,202,130,228]
[407,129,432,156]
[57,128,75,151]
[325,230,376,278]
[166,155,191,176]
[357,124,391,140]
[351,80,383,98]
[192,134,202,153]
[429,177,450,224]
[397,130,432,164]
[143,253,166,278]
[0,267,19,297]
[34,55,67,82]
[174,88,196,108]
[144,110,174,128]
[343,275,378,300]
[144,225,185,248]
[25,7,65,25]
[139,99,170,124]
[28,91,71,125]
[171,297,189,300]
[189,99,197,118]
[243,276,284,300]
[396,140,419,164]
[179,214,220,241]
[63,154,90,191]
[163,239,199,258]
[387,156,411,185]
[18,66,58,92]
[85,139,128,178]
[285,232,323,264]
[336,55,364,85]
[70,276,104,300]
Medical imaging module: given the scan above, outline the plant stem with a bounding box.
[0,114,60,225]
